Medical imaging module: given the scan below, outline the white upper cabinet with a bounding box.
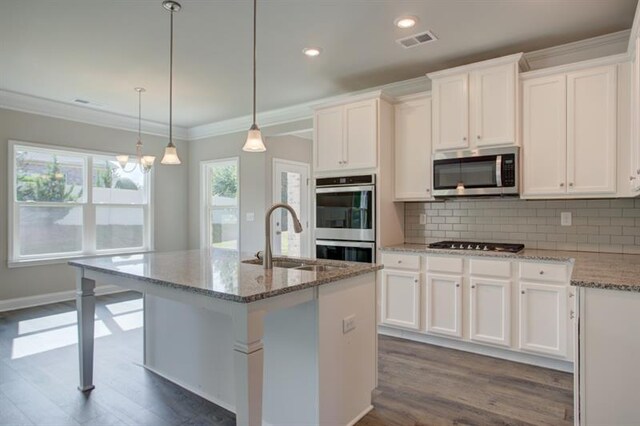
[566,66,617,194]
[432,74,469,151]
[471,63,517,147]
[344,100,377,170]
[522,64,617,198]
[314,98,378,173]
[429,53,522,152]
[522,75,568,196]
[314,106,344,172]
[394,96,432,200]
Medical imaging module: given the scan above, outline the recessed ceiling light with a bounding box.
[395,16,418,29]
[302,47,322,57]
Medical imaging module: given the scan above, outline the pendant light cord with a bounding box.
[252,0,257,126]
[138,90,142,141]
[169,9,174,147]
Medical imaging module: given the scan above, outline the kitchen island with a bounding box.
[69,249,381,426]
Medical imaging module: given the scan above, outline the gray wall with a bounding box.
[187,120,313,253]
[405,198,640,254]
[0,108,189,301]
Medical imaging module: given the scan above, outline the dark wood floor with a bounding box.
[0,292,573,426]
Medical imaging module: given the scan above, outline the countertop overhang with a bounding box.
[381,244,640,292]
[69,249,382,303]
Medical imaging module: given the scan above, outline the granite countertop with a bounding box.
[69,249,382,303]
[381,244,640,292]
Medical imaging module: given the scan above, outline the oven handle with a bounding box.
[316,185,375,194]
[315,240,376,249]
[496,155,502,187]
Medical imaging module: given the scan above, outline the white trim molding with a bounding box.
[520,53,630,80]
[0,90,189,140]
[522,30,631,72]
[427,52,525,79]
[0,285,124,312]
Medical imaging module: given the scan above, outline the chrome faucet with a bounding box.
[264,203,303,269]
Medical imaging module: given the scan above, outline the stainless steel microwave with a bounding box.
[432,147,519,197]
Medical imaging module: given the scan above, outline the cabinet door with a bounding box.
[314,106,344,172]
[344,99,377,170]
[380,270,421,330]
[471,63,516,147]
[426,273,463,337]
[567,65,617,195]
[394,97,432,200]
[469,278,511,347]
[432,74,469,151]
[522,75,567,196]
[519,281,567,358]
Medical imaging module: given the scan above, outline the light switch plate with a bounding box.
[343,315,356,334]
[246,212,255,222]
[561,212,572,226]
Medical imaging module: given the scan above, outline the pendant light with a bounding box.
[117,88,156,173]
[161,0,182,165]
[242,0,266,152]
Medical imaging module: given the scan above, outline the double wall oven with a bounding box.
[315,175,375,263]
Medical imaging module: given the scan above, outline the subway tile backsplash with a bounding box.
[404,198,640,254]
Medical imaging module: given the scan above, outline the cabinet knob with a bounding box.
[569,183,574,187]
[471,285,476,289]
[426,189,430,192]
[477,135,481,140]
[637,169,640,175]
[560,183,565,187]
[397,260,402,264]
[569,292,575,298]
[521,290,525,295]
[414,279,418,283]
[631,176,637,181]
[539,270,545,275]
[455,283,460,288]
[462,137,467,142]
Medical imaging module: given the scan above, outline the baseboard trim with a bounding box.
[346,405,374,426]
[378,326,573,373]
[0,285,125,312]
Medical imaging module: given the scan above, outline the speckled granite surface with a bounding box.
[69,249,382,303]
[381,244,640,292]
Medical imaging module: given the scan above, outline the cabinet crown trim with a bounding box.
[426,52,524,80]
[520,53,629,80]
[313,90,392,111]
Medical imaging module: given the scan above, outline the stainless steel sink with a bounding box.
[242,258,346,272]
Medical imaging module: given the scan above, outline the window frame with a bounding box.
[199,157,240,250]
[8,140,154,268]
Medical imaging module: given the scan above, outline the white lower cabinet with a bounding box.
[379,253,574,364]
[426,274,463,338]
[518,281,567,358]
[469,277,511,347]
[380,270,421,330]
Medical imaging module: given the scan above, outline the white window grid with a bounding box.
[8,140,154,267]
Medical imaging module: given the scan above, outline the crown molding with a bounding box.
[427,52,524,79]
[520,52,630,80]
[0,89,189,140]
[629,3,640,57]
[521,30,630,72]
[188,75,429,140]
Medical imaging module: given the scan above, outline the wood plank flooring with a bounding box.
[0,292,573,426]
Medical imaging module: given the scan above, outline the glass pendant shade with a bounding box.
[142,156,156,168]
[243,124,266,152]
[161,144,181,164]
[116,155,130,168]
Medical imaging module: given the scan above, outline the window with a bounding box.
[202,158,239,250]
[9,141,153,265]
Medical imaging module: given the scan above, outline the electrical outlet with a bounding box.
[343,315,356,334]
[561,212,572,226]
[246,212,255,222]
[419,214,427,225]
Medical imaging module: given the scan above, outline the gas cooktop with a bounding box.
[428,241,525,253]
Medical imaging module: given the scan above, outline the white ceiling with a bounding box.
[1,0,637,128]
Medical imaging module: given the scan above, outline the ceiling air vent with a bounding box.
[397,30,438,49]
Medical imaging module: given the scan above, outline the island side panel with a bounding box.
[318,272,377,426]
[579,287,640,425]
[144,294,236,411]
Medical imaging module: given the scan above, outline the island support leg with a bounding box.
[76,269,96,392]
[232,306,265,426]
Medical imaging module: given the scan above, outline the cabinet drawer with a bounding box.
[382,253,420,271]
[470,258,511,278]
[519,262,568,283]
[426,256,463,274]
